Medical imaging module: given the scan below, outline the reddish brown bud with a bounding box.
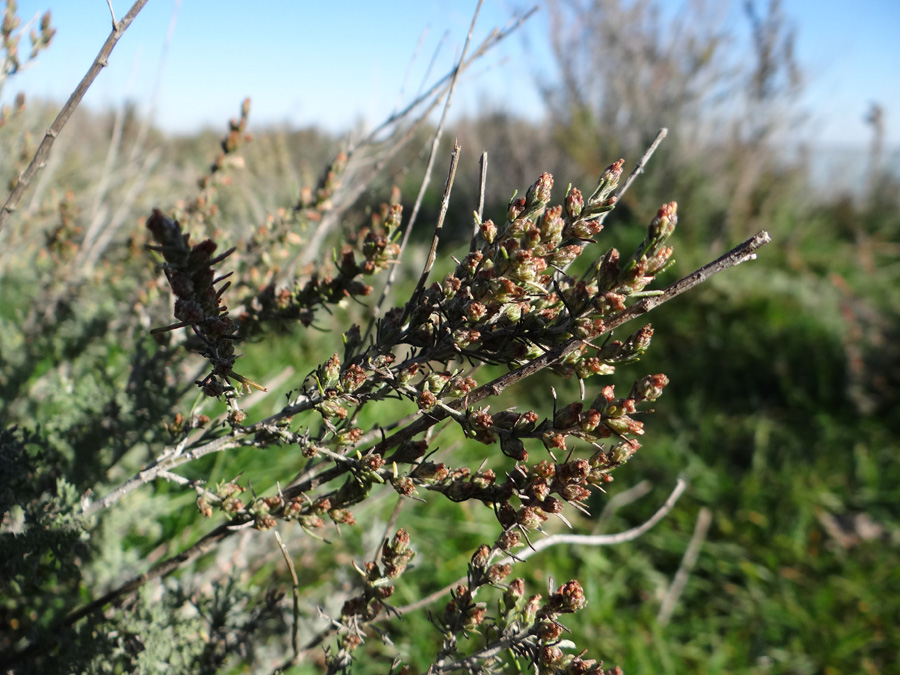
[549,580,587,613]
[488,562,512,584]
[526,172,554,205]
[480,218,497,244]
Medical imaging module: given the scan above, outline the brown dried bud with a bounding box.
[417,389,437,410]
[221,496,244,514]
[488,562,512,584]
[255,515,277,530]
[542,431,567,452]
[471,544,491,568]
[389,528,411,554]
[508,196,526,221]
[340,363,367,392]
[554,402,583,429]
[633,372,669,402]
[549,580,587,613]
[541,645,564,665]
[517,506,548,529]
[500,434,528,462]
[391,476,417,496]
[497,529,521,551]
[536,619,564,641]
[465,605,486,629]
[328,508,356,525]
[561,484,592,503]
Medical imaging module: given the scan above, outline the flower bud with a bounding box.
[548,580,587,613]
[554,402,583,429]
[525,172,554,206]
[503,578,525,612]
[565,186,584,219]
[633,373,669,402]
[497,529,521,551]
[340,363,366,393]
[588,159,624,204]
[649,201,678,241]
[196,497,213,518]
[480,218,497,244]
[508,196,526,221]
[471,544,491,568]
[536,619,564,641]
[499,435,528,462]
[488,562,512,584]
[320,353,341,386]
[541,205,565,240]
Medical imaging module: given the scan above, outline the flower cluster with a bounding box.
[238,186,403,333]
[432,548,623,674]
[329,529,415,658]
[146,209,264,398]
[370,165,676,383]
[173,98,252,231]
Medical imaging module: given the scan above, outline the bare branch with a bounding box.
[469,150,489,250]
[274,530,301,659]
[79,433,248,518]
[390,0,482,324]
[595,479,654,530]
[289,5,537,278]
[615,127,668,201]
[405,139,462,317]
[657,505,712,625]
[105,0,117,28]
[0,0,149,234]
[389,479,688,618]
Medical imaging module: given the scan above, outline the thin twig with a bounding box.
[476,151,488,221]
[392,0,482,324]
[389,479,687,618]
[393,24,430,117]
[594,479,653,532]
[0,0,149,234]
[469,151,488,250]
[657,505,711,626]
[404,139,462,320]
[614,127,668,202]
[351,6,536,156]
[427,627,534,675]
[291,5,536,277]
[105,0,117,27]
[274,530,301,659]
[373,497,407,565]
[79,433,248,518]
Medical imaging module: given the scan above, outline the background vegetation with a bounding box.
[1,0,898,673]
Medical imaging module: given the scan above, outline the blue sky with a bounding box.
[7,1,900,148]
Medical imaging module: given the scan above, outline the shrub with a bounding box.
[0,3,771,672]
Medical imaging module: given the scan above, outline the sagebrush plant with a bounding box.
[0,3,772,673]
